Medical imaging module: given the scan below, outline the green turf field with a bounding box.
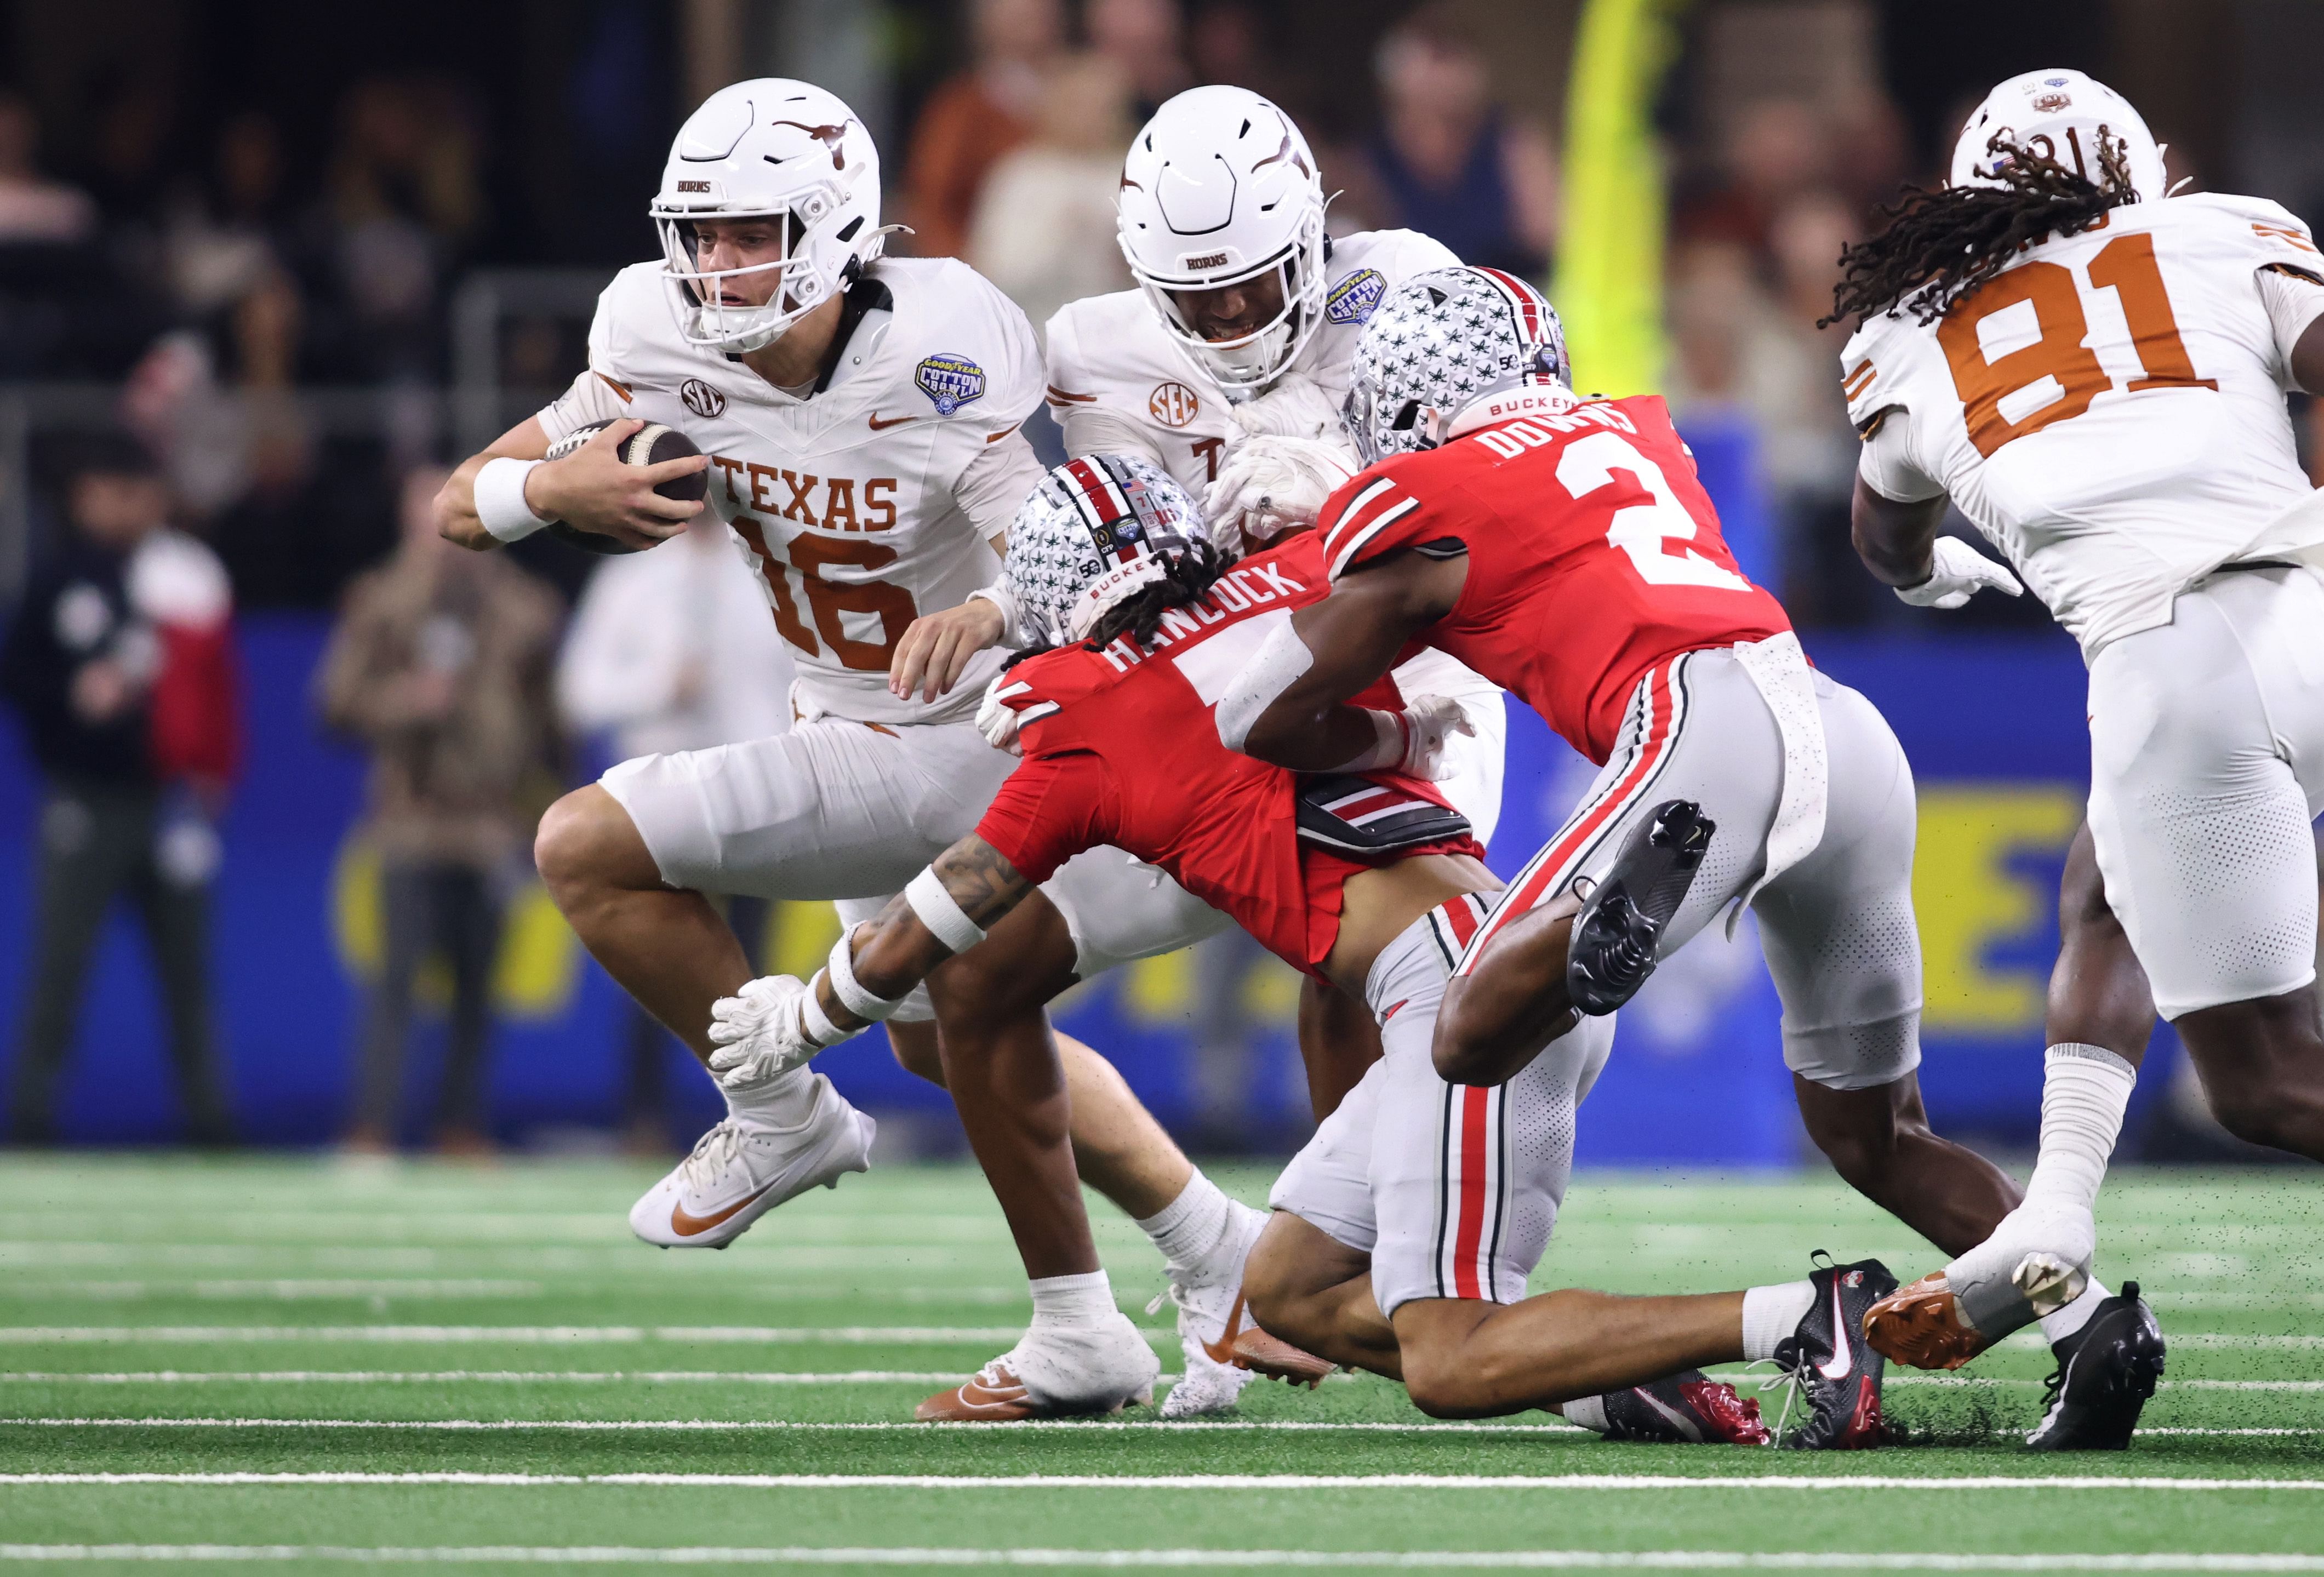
[1,1155,2320,1573]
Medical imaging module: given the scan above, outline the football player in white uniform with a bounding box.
[877,87,1506,1419]
[435,81,1217,1408]
[1835,70,2324,1447]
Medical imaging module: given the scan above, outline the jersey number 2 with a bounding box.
[1556,432,1753,592]
[1938,232,2219,457]
[732,515,918,671]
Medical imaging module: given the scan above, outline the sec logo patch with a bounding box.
[1149,381,1200,428]
[916,353,987,416]
[681,378,726,418]
[1326,268,1387,325]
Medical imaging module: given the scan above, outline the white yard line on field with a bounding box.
[0,1372,1006,1386]
[4,1547,2324,1571]
[5,1472,2320,1491]
[0,1326,1132,1345]
[4,1418,2303,1438]
[0,1281,543,1301]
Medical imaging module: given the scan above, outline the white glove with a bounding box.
[1203,434,1357,547]
[1230,371,1349,443]
[1368,694,1476,781]
[977,671,1023,755]
[1895,536,2025,610]
[706,974,821,1089]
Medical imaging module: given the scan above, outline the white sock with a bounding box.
[724,1065,818,1129]
[1740,1280,1818,1363]
[1029,1269,1120,1332]
[2024,1043,2137,1215]
[1562,1394,1611,1433]
[2039,1279,2111,1345]
[1136,1171,1235,1275]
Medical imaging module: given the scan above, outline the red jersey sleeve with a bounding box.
[1315,464,1444,580]
[973,748,1115,885]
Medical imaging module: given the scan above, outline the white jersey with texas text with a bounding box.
[540,256,1045,724]
[1843,193,2324,657]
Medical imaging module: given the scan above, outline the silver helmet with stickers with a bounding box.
[1005,455,1214,645]
[1344,266,1573,464]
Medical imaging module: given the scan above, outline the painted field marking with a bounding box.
[0,1327,1136,1346]
[3,1547,2324,1571]
[6,1472,2320,1492]
[4,1418,2306,1439]
[0,1281,543,1301]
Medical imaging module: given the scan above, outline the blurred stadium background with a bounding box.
[1,0,2316,1164]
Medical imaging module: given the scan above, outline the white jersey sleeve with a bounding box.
[1838,195,2324,657]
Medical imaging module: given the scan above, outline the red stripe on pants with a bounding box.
[1457,661,1678,974]
[1452,1085,1491,1299]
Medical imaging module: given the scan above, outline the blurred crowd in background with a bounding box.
[4,0,2323,1153]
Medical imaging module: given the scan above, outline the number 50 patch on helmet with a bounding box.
[916,353,987,416]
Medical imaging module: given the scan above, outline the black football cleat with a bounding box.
[1772,1254,1896,1450]
[1566,801,1715,1016]
[2024,1282,2165,1452]
[1597,1370,1772,1445]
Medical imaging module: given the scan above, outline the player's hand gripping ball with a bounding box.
[539,419,709,554]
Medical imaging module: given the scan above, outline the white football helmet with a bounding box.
[651,80,887,355]
[1950,69,2168,202]
[1345,266,1572,464]
[1005,455,1214,645]
[1117,85,1329,397]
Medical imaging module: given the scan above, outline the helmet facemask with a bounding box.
[1131,207,1328,397]
[654,188,853,355]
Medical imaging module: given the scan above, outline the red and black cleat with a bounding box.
[1772,1253,1898,1450]
[1597,1371,1772,1445]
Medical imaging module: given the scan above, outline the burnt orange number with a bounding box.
[730,513,818,655]
[2088,231,2218,394]
[1191,436,1224,482]
[1938,261,2109,457]
[789,535,918,671]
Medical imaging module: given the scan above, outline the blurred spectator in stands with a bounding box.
[556,515,792,1152]
[903,0,1064,261]
[163,113,294,329]
[1675,99,1833,261]
[0,93,94,244]
[1357,4,1557,275]
[325,77,481,380]
[1089,0,1191,120]
[318,467,562,1156]
[1189,0,1278,98]
[969,53,1135,332]
[2,439,240,1146]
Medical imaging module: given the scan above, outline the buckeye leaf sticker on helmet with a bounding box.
[1004,455,1211,645]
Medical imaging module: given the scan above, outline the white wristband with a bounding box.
[827,930,906,1022]
[967,580,1027,649]
[798,974,853,1048]
[906,866,987,953]
[475,457,550,544]
[1337,708,1408,772]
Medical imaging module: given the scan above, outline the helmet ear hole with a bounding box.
[1391,399,1421,432]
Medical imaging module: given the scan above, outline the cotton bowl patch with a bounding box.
[916,353,987,416]
[1326,268,1387,326]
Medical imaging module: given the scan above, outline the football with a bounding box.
[539,418,707,554]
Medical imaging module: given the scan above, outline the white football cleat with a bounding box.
[630,1072,874,1249]
[917,1313,1160,1422]
[1152,1199,1331,1418]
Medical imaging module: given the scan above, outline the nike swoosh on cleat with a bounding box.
[953,1369,1030,1410]
[1636,1389,1704,1442]
[1200,1289,1252,1368]
[667,1182,779,1237]
[1818,1281,1855,1381]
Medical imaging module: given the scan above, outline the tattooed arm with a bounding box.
[813,837,1035,1033]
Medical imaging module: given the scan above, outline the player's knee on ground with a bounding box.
[886,1018,946,1088]
[534,786,654,911]
[1242,1212,1315,1337]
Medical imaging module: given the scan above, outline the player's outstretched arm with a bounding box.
[701,836,1036,1092]
[1218,550,1466,772]
[1849,476,1949,589]
[436,417,707,552]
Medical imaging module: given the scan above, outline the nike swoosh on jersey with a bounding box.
[1818,1282,1855,1380]
[867,412,925,431]
[667,1183,778,1237]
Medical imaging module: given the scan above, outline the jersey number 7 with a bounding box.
[1557,431,1753,593]
[1939,231,2218,458]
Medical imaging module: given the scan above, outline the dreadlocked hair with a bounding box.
[1823,130,2135,329]
[1081,540,1228,653]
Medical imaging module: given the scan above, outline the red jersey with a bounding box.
[975,533,1482,976]
[1316,394,1791,763]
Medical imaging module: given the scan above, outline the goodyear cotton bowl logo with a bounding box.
[681,378,726,418]
[916,353,986,416]
[1326,268,1387,326]
[2032,76,2074,113]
